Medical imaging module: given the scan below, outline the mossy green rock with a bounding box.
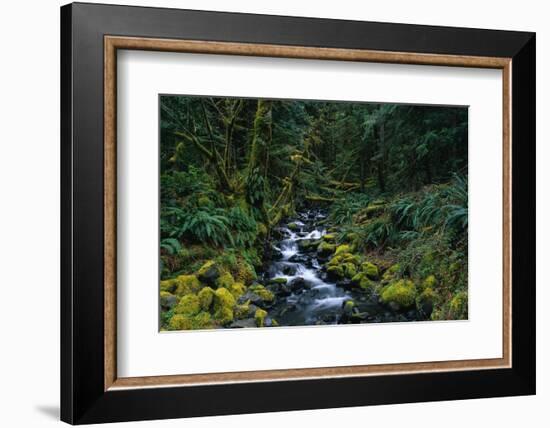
[197,286,214,311]
[160,291,177,310]
[335,244,351,256]
[197,260,220,285]
[361,262,379,280]
[173,274,201,296]
[322,233,336,242]
[327,265,344,280]
[174,294,201,316]
[216,271,235,289]
[327,252,360,267]
[234,259,257,285]
[351,273,373,290]
[343,262,357,279]
[234,303,251,320]
[254,308,268,327]
[268,277,288,285]
[381,279,416,309]
[160,278,178,294]
[213,287,236,325]
[287,222,299,231]
[248,284,275,302]
[317,242,336,256]
[230,282,247,299]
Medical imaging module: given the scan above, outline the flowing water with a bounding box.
[260,209,421,326]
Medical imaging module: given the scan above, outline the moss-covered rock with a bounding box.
[230,282,247,299]
[317,242,336,256]
[234,303,250,320]
[287,222,300,231]
[168,314,192,330]
[335,244,351,256]
[216,271,235,289]
[174,294,201,316]
[449,291,468,319]
[268,277,287,285]
[343,300,355,315]
[168,310,214,330]
[381,279,416,309]
[197,260,220,285]
[248,284,275,302]
[160,291,177,310]
[212,287,236,325]
[351,273,373,290]
[327,252,360,267]
[197,286,215,311]
[322,233,336,242]
[160,279,178,294]
[422,275,437,290]
[234,259,257,285]
[254,308,268,327]
[343,262,357,279]
[361,262,379,280]
[173,274,201,296]
[327,265,344,280]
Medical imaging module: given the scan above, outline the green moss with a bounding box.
[197,260,220,284]
[317,242,336,256]
[234,303,250,320]
[234,259,257,285]
[361,262,379,280]
[168,310,214,330]
[230,282,247,299]
[168,314,192,330]
[335,244,351,256]
[174,294,201,316]
[449,291,468,319]
[160,291,177,309]
[381,279,416,308]
[343,262,357,279]
[327,265,344,279]
[215,306,234,325]
[197,286,214,311]
[255,308,268,327]
[382,263,401,283]
[327,252,360,268]
[351,273,374,290]
[322,233,336,242]
[193,311,213,329]
[249,284,274,302]
[287,222,299,231]
[160,279,177,294]
[173,274,201,296]
[344,300,355,313]
[268,277,287,285]
[422,275,437,290]
[216,271,235,289]
[213,287,236,312]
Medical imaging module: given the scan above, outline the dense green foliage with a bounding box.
[160,95,468,329]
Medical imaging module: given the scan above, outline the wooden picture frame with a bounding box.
[61,2,535,424]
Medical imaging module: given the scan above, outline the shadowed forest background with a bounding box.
[159,95,468,330]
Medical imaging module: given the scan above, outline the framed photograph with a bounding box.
[61,2,535,424]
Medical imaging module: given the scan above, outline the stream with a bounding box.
[260,209,421,326]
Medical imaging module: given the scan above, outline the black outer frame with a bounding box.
[60,2,535,424]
